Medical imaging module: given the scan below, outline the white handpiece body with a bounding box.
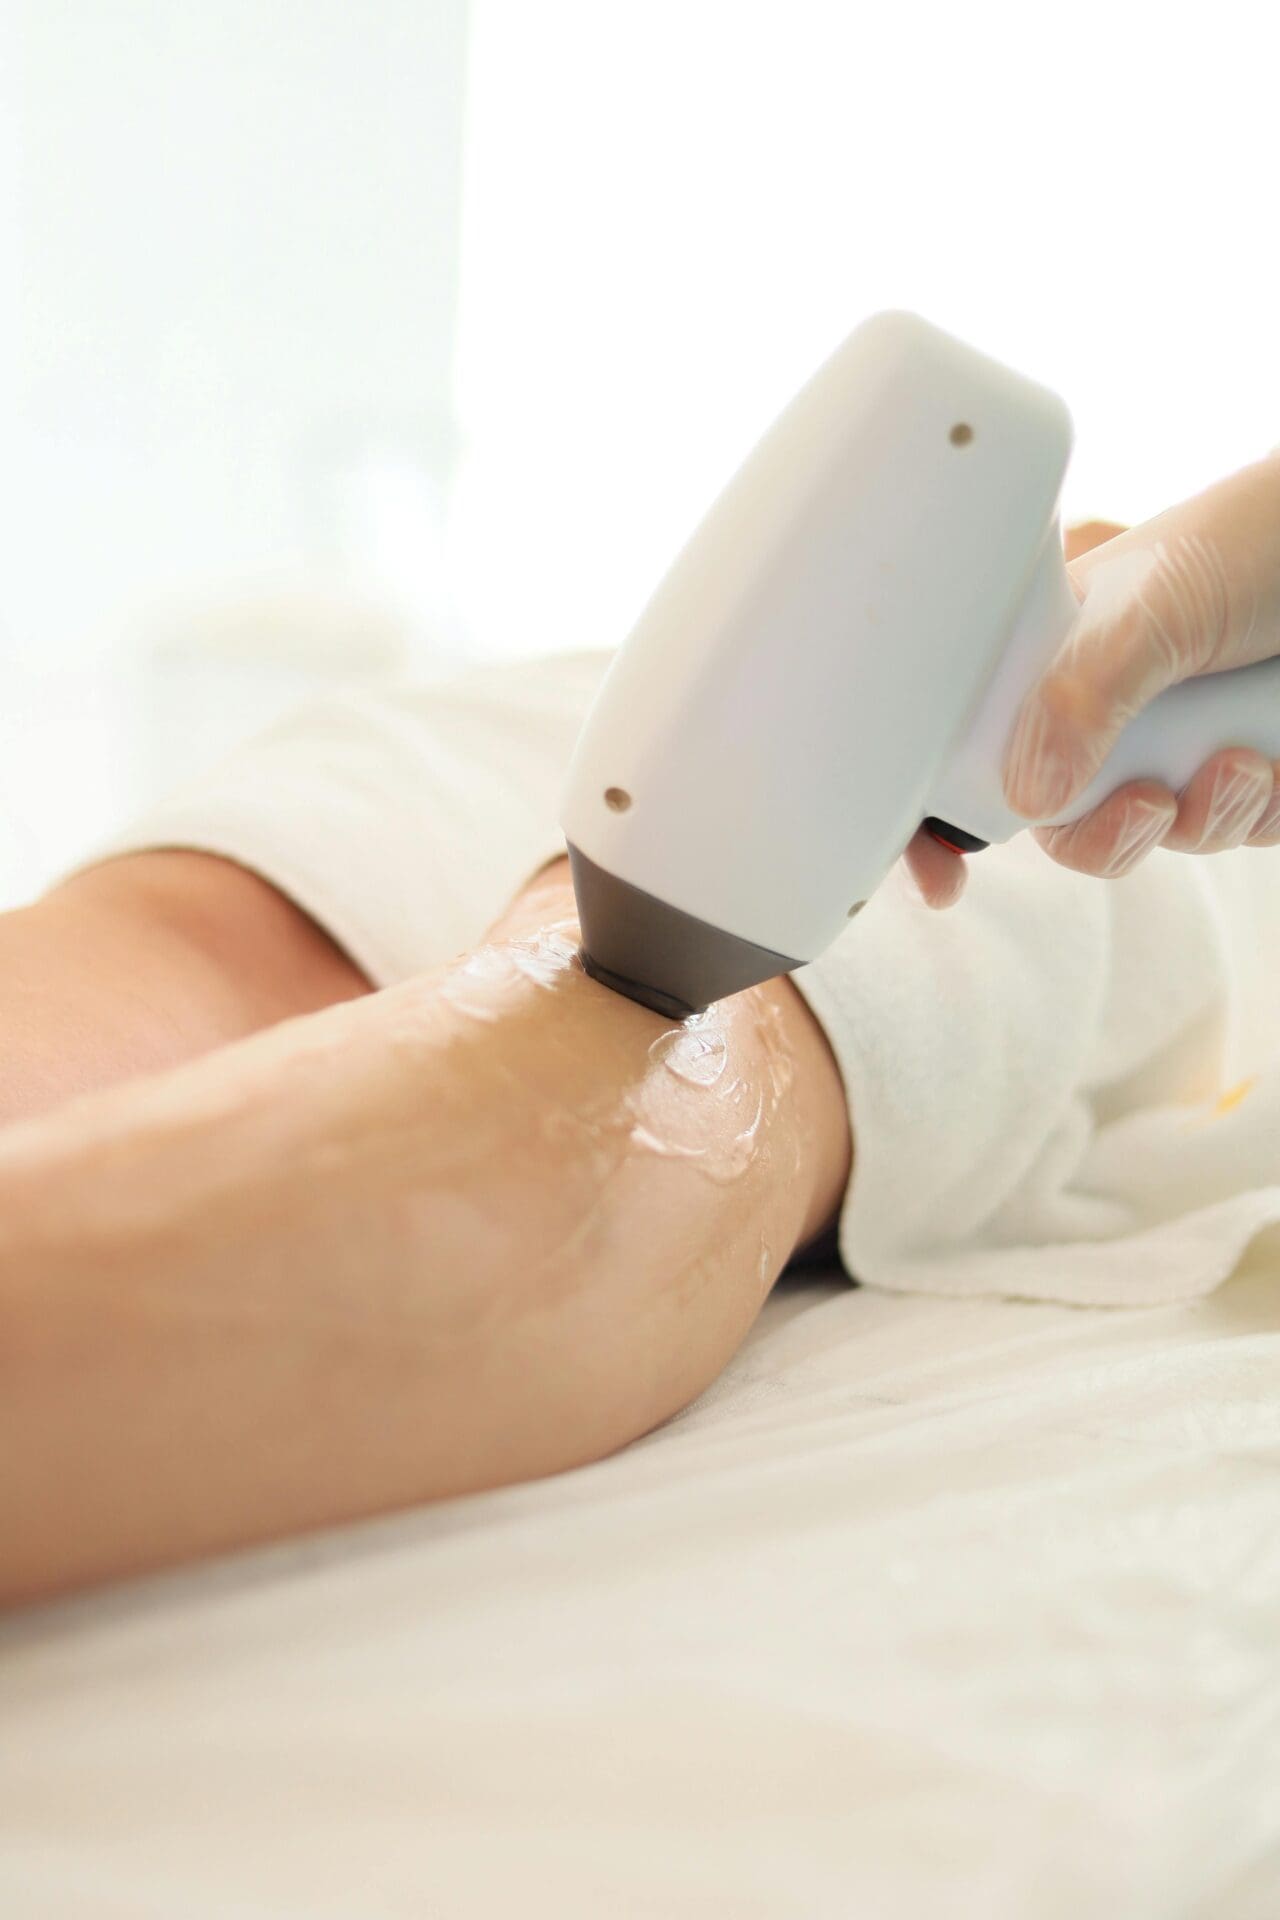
[562,312,1280,1012]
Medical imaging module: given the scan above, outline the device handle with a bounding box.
[1045,654,1280,829]
[928,535,1280,844]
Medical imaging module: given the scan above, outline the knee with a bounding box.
[0,853,369,1129]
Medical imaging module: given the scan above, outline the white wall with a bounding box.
[0,0,469,889]
[454,1,1280,659]
[6,0,469,658]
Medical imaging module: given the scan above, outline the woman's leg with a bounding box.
[0,860,850,1603]
[0,851,369,1127]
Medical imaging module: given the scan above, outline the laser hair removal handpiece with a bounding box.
[562,311,1280,1018]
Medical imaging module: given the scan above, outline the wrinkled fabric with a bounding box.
[5,1248,1280,1919]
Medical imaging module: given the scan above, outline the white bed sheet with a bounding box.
[5,1239,1280,1920]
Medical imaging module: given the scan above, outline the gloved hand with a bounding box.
[906,457,1280,907]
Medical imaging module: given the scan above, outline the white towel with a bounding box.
[93,651,1280,1308]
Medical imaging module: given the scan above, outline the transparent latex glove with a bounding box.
[906,461,1280,906]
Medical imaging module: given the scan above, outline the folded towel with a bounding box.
[91,652,1280,1307]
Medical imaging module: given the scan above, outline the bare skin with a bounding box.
[0,850,369,1128]
[0,859,849,1604]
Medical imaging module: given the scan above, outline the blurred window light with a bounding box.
[3,0,1278,886]
[454,0,1280,658]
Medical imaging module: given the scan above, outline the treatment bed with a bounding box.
[4,1233,1280,1919]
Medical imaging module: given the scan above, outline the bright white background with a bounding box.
[1,0,1277,894]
